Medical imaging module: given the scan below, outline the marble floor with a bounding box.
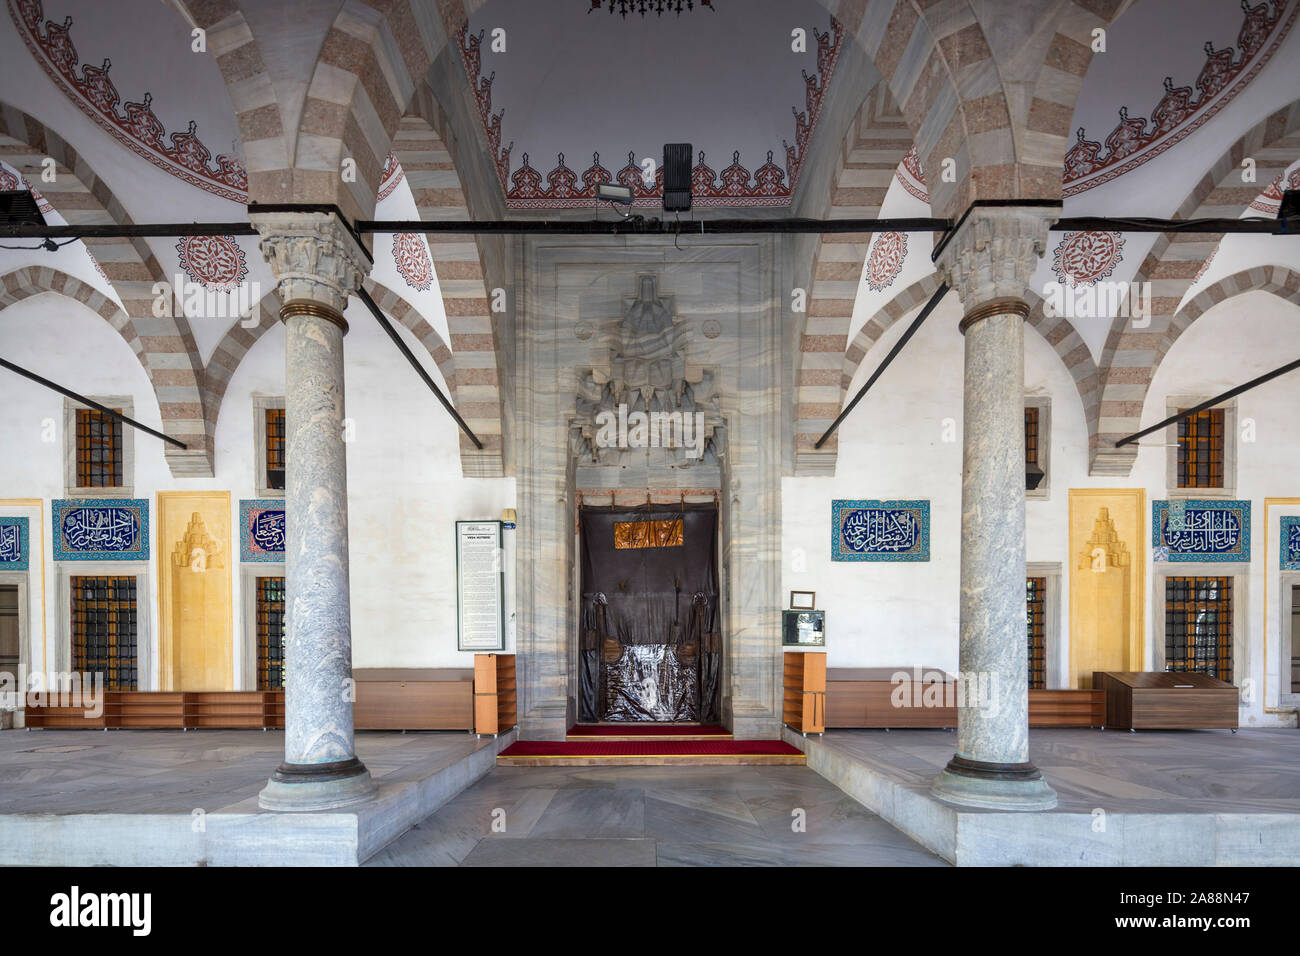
[0,729,487,814]
[364,764,948,866]
[814,727,1300,814]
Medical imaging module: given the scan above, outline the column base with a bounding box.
[258,757,377,812]
[930,754,1058,811]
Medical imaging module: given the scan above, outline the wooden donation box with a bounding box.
[1093,671,1238,730]
[352,668,475,731]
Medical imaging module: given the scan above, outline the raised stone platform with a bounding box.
[785,726,1300,866]
[0,728,514,866]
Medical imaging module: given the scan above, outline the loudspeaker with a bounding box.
[663,143,692,212]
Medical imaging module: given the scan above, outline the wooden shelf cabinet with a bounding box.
[474,654,517,736]
[353,668,474,731]
[783,651,826,734]
[24,691,284,729]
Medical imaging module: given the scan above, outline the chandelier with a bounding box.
[590,0,714,17]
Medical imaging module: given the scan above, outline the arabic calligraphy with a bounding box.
[61,507,139,553]
[1283,517,1300,570]
[1160,508,1240,554]
[842,509,919,553]
[832,499,930,562]
[251,509,286,552]
[1289,523,1300,558]
[0,524,20,563]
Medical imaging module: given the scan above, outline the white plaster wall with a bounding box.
[783,287,1300,727]
[0,289,515,692]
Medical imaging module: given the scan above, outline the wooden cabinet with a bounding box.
[474,653,517,736]
[783,651,826,734]
[353,668,474,731]
[1028,689,1105,727]
[1094,671,1238,730]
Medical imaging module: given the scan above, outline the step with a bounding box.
[565,723,733,742]
[497,739,803,766]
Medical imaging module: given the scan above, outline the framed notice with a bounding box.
[456,520,504,651]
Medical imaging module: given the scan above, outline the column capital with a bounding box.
[936,205,1057,319]
[250,211,370,317]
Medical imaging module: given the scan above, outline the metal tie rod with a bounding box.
[355,286,484,450]
[814,282,950,449]
[0,356,187,448]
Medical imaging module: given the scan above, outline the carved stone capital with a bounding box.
[250,211,369,317]
[936,206,1057,317]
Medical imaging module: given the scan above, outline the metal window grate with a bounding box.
[1026,576,1046,690]
[75,408,123,487]
[1165,576,1232,681]
[1024,407,1040,466]
[1176,407,1224,488]
[256,576,285,690]
[71,575,137,690]
[265,407,286,491]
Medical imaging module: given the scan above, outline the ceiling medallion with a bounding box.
[590,0,713,17]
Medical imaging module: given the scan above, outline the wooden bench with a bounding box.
[353,668,475,731]
[824,669,1105,729]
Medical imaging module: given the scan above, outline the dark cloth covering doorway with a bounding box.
[579,506,720,723]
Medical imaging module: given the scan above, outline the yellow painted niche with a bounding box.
[158,492,232,691]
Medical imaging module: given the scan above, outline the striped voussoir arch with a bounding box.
[1169,265,1300,365]
[1025,0,1127,194]
[202,280,456,442]
[0,264,134,351]
[180,0,286,202]
[794,82,914,474]
[395,87,506,476]
[0,101,210,475]
[837,273,1098,435]
[1092,98,1300,475]
[268,0,471,219]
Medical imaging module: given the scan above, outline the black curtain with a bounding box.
[579,506,720,723]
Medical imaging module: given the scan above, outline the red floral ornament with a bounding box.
[864,232,907,292]
[176,236,249,290]
[392,233,433,292]
[1050,232,1125,287]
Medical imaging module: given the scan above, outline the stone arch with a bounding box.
[0,100,211,475]
[396,84,507,476]
[171,0,291,201]
[203,278,458,446]
[1092,98,1300,474]
[0,265,135,354]
[834,272,1098,445]
[794,80,915,472]
[1166,265,1300,368]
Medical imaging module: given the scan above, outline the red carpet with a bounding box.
[497,739,804,765]
[566,724,731,738]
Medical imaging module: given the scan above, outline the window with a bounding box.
[71,575,138,690]
[1165,576,1232,682]
[256,576,285,690]
[1177,408,1224,489]
[252,396,286,497]
[1026,577,1046,689]
[64,398,134,497]
[265,408,286,491]
[1024,398,1050,498]
[1025,407,1039,468]
[76,408,122,487]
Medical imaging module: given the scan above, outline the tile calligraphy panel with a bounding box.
[831,499,930,562]
[0,517,29,570]
[51,499,148,561]
[240,499,286,563]
[1151,499,1250,563]
[1282,515,1300,571]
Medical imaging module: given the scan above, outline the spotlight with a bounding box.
[597,183,634,205]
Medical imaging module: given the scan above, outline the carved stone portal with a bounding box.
[568,275,723,467]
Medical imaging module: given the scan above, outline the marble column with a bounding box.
[930,207,1059,811]
[251,212,376,811]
